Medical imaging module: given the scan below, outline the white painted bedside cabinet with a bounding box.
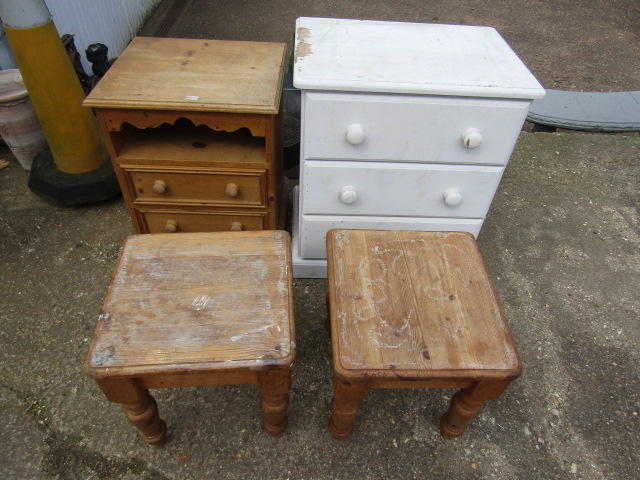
[291,17,545,277]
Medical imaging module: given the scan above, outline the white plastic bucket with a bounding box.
[0,69,48,170]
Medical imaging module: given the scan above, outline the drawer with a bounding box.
[301,160,503,218]
[125,168,266,206]
[138,209,267,233]
[302,91,529,165]
[298,214,483,259]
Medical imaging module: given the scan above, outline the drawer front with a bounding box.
[302,91,529,165]
[126,168,266,206]
[139,210,266,233]
[298,214,483,259]
[301,160,503,218]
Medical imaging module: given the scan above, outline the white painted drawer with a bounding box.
[301,160,503,218]
[298,214,483,259]
[302,91,529,165]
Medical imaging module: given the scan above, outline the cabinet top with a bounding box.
[293,17,545,100]
[85,37,287,114]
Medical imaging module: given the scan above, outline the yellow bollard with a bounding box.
[1,0,108,174]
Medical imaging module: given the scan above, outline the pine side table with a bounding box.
[84,37,287,234]
[326,229,521,439]
[84,231,295,445]
[292,18,545,277]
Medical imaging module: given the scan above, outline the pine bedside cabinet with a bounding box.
[291,18,545,277]
[84,37,287,234]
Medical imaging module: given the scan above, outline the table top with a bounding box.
[293,17,545,100]
[326,229,520,380]
[84,37,287,114]
[85,231,294,378]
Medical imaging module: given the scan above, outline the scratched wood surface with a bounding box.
[86,231,294,378]
[84,37,287,114]
[326,230,520,380]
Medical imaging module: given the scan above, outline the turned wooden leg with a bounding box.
[328,374,370,440]
[95,378,167,446]
[257,369,291,436]
[440,380,511,439]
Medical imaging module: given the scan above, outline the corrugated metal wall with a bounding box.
[0,0,160,71]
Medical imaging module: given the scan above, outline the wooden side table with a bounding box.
[84,231,295,445]
[84,37,287,234]
[325,229,521,439]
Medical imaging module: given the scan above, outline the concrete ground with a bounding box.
[1,1,639,479]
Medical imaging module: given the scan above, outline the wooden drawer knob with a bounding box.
[165,219,178,232]
[225,183,239,197]
[152,180,167,194]
[345,124,366,146]
[461,128,483,149]
[339,185,358,204]
[230,221,243,231]
[443,188,463,207]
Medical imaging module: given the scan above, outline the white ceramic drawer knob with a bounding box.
[152,180,167,194]
[165,219,178,232]
[339,185,358,204]
[443,188,463,207]
[345,124,366,146]
[461,128,483,149]
[230,221,243,231]
[225,183,239,197]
